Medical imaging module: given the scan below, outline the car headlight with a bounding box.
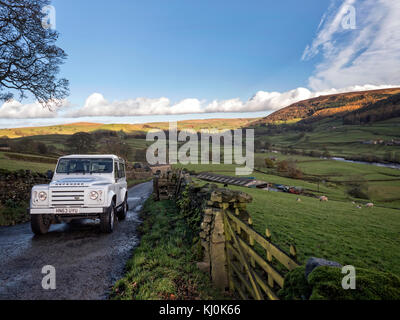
[90,191,99,200]
[38,191,47,201]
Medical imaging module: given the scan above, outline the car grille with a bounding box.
[50,189,85,207]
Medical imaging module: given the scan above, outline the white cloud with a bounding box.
[1,84,398,120]
[0,100,63,119]
[303,0,400,90]
[68,93,204,117]
[66,84,398,118]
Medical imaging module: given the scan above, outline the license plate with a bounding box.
[54,208,80,214]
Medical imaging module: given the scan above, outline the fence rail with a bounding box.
[224,209,299,300]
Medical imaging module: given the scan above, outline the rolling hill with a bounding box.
[251,87,400,126]
[0,118,257,138]
[2,88,400,140]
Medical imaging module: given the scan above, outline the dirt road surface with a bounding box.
[0,181,153,300]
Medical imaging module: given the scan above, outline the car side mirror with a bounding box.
[46,170,54,180]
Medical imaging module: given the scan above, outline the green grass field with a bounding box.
[174,158,400,277]
[256,117,400,160]
[0,152,55,173]
[175,156,400,206]
[257,152,400,207]
[190,176,400,277]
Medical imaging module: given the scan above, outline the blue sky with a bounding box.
[53,0,327,102]
[1,0,399,127]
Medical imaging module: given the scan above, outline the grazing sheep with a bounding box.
[357,205,362,209]
[366,203,374,208]
[319,196,328,202]
[296,198,302,202]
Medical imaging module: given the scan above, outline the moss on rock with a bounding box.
[279,265,400,300]
[278,266,311,300]
[308,266,400,300]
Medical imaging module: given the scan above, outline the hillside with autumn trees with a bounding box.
[252,88,400,126]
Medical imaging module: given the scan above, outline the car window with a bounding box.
[56,158,113,174]
[119,162,126,179]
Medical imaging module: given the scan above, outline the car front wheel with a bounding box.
[31,214,52,235]
[100,202,116,233]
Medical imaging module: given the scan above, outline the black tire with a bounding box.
[31,214,51,235]
[100,202,115,233]
[117,198,128,220]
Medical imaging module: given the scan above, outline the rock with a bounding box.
[319,196,328,202]
[305,257,342,279]
[197,262,210,273]
[366,203,374,208]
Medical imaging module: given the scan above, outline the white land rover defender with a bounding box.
[28,155,128,235]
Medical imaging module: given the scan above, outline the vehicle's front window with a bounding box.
[56,158,113,174]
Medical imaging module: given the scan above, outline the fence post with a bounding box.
[153,175,159,201]
[248,218,256,268]
[210,208,228,290]
[265,228,274,289]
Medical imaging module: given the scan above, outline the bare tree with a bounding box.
[0,0,69,108]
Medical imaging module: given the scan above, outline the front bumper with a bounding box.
[28,207,106,215]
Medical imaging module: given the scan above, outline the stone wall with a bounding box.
[126,162,153,180]
[198,187,252,290]
[173,179,253,290]
[0,169,50,205]
[153,169,187,201]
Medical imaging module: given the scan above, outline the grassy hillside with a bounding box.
[0,118,256,139]
[0,152,55,173]
[254,116,400,163]
[252,87,400,125]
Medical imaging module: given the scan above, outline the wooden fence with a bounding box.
[223,209,299,300]
[155,174,300,300]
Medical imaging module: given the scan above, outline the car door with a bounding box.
[115,161,127,206]
[119,161,127,202]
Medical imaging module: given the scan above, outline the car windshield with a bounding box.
[56,158,113,174]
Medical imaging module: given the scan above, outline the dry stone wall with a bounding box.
[0,169,50,205]
[152,170,254,290]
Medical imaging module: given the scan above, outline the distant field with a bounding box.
[256,117,400,160]
[0,152,55,173]
[0,118,256,139]
[175,155,400,207]
[254,152,400,206]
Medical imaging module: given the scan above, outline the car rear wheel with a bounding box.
[31,214,52,235]
[100,202,115,233]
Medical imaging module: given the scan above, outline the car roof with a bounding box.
[60,155,124,161]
